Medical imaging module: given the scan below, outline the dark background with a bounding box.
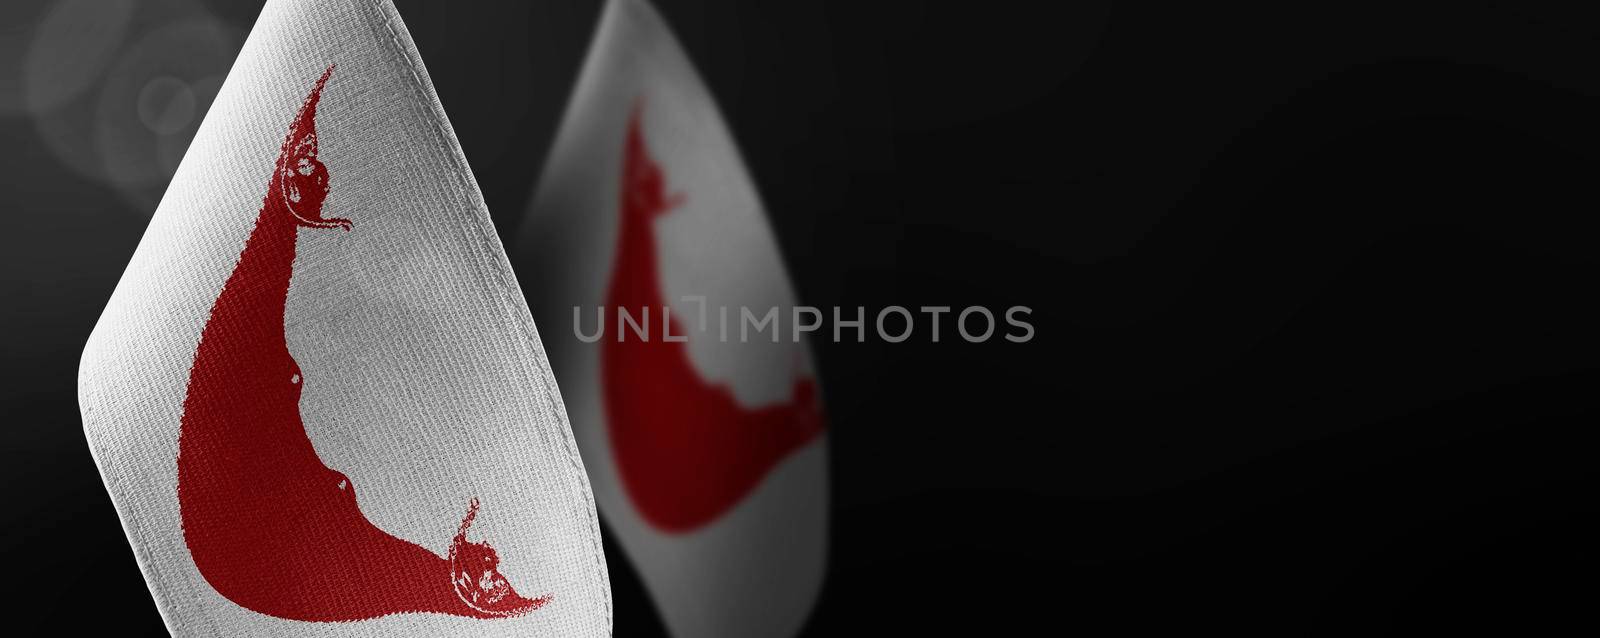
[3,0,1598,634]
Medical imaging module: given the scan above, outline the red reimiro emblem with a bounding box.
[601,103,826,532]
[176,66,548,622]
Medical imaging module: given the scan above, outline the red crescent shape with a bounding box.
[601,102,826,533]
[176,66,549,621]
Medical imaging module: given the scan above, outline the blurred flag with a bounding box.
[515,0,828,636]
[77,1,610,635]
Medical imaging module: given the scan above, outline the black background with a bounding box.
[3,0,1598,634]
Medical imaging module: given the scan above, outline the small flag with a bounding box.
[78,1,610,634]
[515,1,827,636]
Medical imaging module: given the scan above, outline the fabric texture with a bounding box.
[77,1,611,635]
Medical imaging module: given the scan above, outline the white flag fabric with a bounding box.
[77,1,610,635]
[516,1,827,636]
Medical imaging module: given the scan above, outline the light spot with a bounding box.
[135,76,196,135]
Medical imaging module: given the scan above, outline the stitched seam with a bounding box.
[360,0,613,630]
[79,362,215,637]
